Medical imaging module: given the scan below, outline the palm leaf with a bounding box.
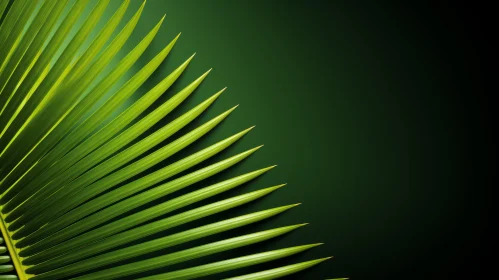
[0,1,337,279]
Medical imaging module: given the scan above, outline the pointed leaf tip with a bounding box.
[246,145,264,154]
[201,68,213,77]
[215,105,239,121]
[224,105,239,115]
[247,144,264,153]
[182,53,196,65]
[149,14,166,31]
[268,184,285,192]
[139,0,147,10]
[171,32,181,42]
[264,164,278,171]
[238,125,257,135]
[276,203,300,212]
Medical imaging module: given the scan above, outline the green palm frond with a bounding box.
[0,1,336,279]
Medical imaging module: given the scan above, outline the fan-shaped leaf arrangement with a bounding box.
[0,1,338,279]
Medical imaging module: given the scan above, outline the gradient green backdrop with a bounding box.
[87,1,489,279]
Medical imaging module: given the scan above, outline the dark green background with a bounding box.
[96,1,490,279]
